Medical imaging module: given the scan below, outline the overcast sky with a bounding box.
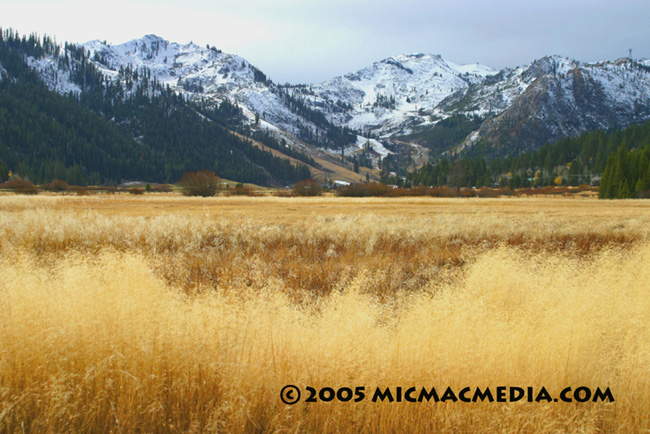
[2,0,649,83]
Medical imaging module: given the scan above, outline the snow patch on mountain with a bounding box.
[355,135,393,157]
[448,61,497,78]
[26,56,82,95]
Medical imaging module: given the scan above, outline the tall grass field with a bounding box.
[1,195,649,433]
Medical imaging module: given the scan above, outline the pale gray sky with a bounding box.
[1,0,649,83]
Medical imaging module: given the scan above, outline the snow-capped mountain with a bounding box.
[25,34,268,102]
[18,34,381,183]
[306,53,497,135]
[305,53,650,157]
[22,33,650,164]
[82,35,321,144]
[451,56,650,156]
[86,34,262,91]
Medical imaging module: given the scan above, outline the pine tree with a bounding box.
[599,154,615,198]
[0,159,8,182]
[617,178,632,199]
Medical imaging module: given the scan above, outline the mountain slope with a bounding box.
[0,31,312,186]
[7,29,650,180]
[306,53,496,136]
[48,34,650,164]
[305,53,650,160]
[453,56,650,157]
[81,35,357,152]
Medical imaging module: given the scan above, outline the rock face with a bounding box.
[457,57,650,157]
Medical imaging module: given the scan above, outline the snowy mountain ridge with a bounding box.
[306,53,497,136]
[450,55,650,156]
[22,33,650,166]
[85,34,264,93]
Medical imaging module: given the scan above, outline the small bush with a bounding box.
[293,179,322,196]
[274,190,297,197]
[458,187,476,198]
[496,187,515,196]
[178,171,221,197]
[129,188,145,195]
[336,182,389,197]
[0,179,39,195]
[41,179,71,192]
[476,187,501,198]
[425,186,457,197]
[229,183,259,196]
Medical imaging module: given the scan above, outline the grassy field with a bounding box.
[1,195,649,433]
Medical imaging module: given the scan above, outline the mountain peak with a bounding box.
[397,53,443,61]
[141,34,166,42]
[522,55,578,80]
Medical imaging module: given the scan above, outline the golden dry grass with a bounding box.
[1,195,649,433]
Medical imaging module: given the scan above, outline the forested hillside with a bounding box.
[0,30,311,186]
[599,142,650,198]
[403,120,650,197]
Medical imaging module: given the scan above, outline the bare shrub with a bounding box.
[0,179,39,194]
[229,183,256,196]
[336,182,390,197]
[129,187,145,195]
[476,187,501,198]
[41,179,71,192]
[178,171,221,197]
[273,189,297,197]
[293,179,322,196]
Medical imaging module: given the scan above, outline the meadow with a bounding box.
[1,194,649,433]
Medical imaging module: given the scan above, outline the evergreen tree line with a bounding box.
[407,120,650,191]
[599,143,650,198]
[250,131,316,167]
[276,87,356,150]
[197,98,245,129]
[342,149,373,173]
[373,94,396,109]
[0,29,311,186]
[400,114,484,154]
[278,84,353,113]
